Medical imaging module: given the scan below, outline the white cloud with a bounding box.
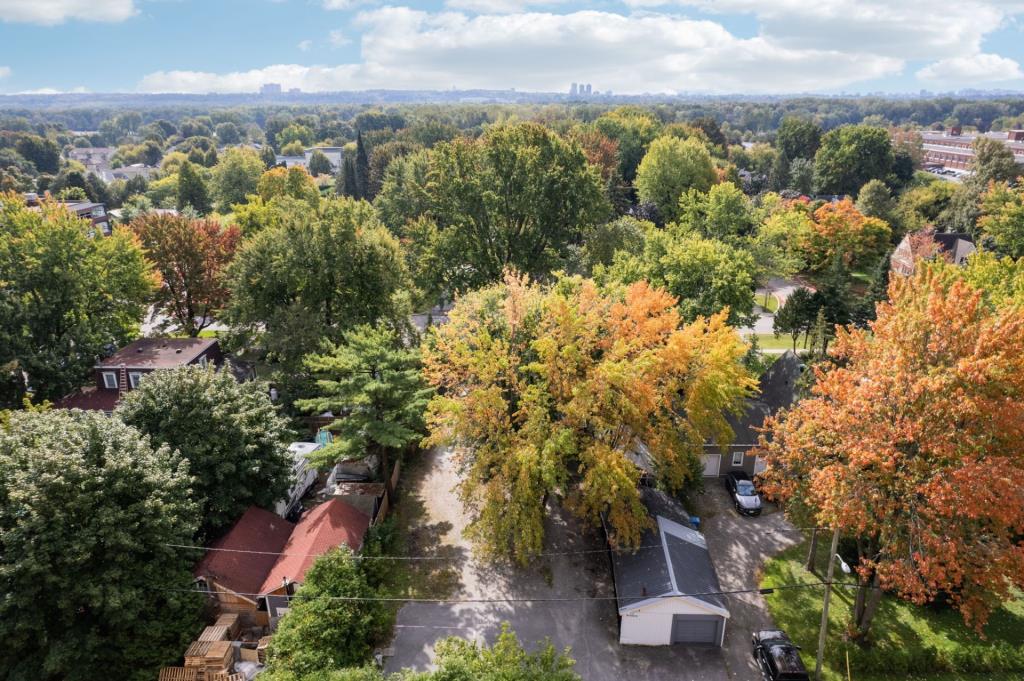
[0,66,11,79]
[625,0,1024,61]
[137,9,902,95]
[298,39,313,51]
[917,53,1024,84]
[0,0,136,24]
[445,0,566,13]
[13,86,89,94]
[322,0,376,9]
[329,29,351,47]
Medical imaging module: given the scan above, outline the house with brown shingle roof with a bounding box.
[55,337,222,414]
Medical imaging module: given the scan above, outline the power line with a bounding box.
[154,579,871,604]
[165,526,818,561]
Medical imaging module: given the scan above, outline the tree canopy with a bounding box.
[422,272,754,562]
[813,125,894,195]
[131,213,241,336]
[758,270,1024,639]
[375,122,608,296]
[0,409,201,681]
[116,366,292,537]
[634,135,716,223]
[0,196,154,405]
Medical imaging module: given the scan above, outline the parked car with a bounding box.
[752,630,809,681]
[724,471,762,516]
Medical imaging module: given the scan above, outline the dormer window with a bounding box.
[102,371,118,389]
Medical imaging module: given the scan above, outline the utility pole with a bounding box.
[815,526,841,681]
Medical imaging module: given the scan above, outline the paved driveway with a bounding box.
[694,482,802,681]
[386,447,729,681]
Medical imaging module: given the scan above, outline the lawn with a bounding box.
[748,332,804,351]
[761,539,1024,681]
[755,291,781,313]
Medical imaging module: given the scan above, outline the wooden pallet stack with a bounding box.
[158,668,198,681]
[256,636,271,664]
[198,625,230,642]
[184,640,235,681]
[213,613,241,639]
[210,674,245,681]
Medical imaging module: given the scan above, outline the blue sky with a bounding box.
[1,0,1023,95]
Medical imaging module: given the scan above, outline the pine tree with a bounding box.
[852,252,891,328]
[354,131,370,199]
[336,154,358,197]
[176,160,211,215]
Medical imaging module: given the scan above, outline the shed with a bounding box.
[610,489,728,646]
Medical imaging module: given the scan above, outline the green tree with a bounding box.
[635,136,715,223]
[773,287,816,350]
[225,196,410,394]
[257,166,320,207]
[787,157,815,195]
[971,136,1020,185]
[308,149,333,177]
[0,409,201,681]
[281,140,305,157]
[813,125,895,195]
[215,121,241,144]
[176,160,211,214]
[355,131,370,199]
[374,123,608,294]
[211,147,265,212]
[594,106,661,182]
[978,181,1024,258]
[0,197,154,405]
[261,144,278,169]
[14,134,60,174]
[117,366,292,537]
[265,548,388,676]
[419,623,580,681]
[580,216,649,271]
[298,324,431,494]
[855,179,897,228]
[604,230,757,326]
[775,116,822,162]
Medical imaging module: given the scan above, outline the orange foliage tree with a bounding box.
[801,199,891,271]
[132,214,241,336]
[422,272,755,562]
[757,269,1024,640]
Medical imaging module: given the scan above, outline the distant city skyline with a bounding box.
[1,0,1023,96]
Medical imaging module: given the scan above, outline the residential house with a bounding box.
[610,488,729,646]
[275,442,322,518]
[890,229,975,277]
[702,350,806,477]
[61,200,112,235]
[195,498,371,626]
[273,146,345,172]
[55,337,223,414]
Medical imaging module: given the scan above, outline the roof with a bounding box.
[259,498,370,592]
[758,350,806,414]
[195,506,294,596]
[54,386,120,412]
[288,441,322,461]
[610,488,728,616]
[96,337,216,370]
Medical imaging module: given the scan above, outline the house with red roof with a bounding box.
[194,498,371,625]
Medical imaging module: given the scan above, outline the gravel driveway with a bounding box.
[385,447,729,681]
[695,482,803,681]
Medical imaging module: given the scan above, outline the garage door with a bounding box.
[702,453,720,477]
[670,614,721,645]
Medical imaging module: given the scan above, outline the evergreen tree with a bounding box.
[260,145,278,169]
[773,287,816,351]
[176,160,211,214]
[308,149,333,177]
[354,131,370,199]
[851,251,891,328]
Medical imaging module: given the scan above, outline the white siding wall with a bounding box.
[619,597,727,646]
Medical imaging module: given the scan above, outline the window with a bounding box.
[129,372,143,389]
[102,371,117,389]
[198,354,208,368]
[731,451,744,467]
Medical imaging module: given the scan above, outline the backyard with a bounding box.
[761,540,1024,681]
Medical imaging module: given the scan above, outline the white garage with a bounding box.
[610,488,729,646]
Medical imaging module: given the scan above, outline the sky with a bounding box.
[1,0,1023,96]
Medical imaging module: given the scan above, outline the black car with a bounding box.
[752,630,809,681]
[724,471,762,516]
